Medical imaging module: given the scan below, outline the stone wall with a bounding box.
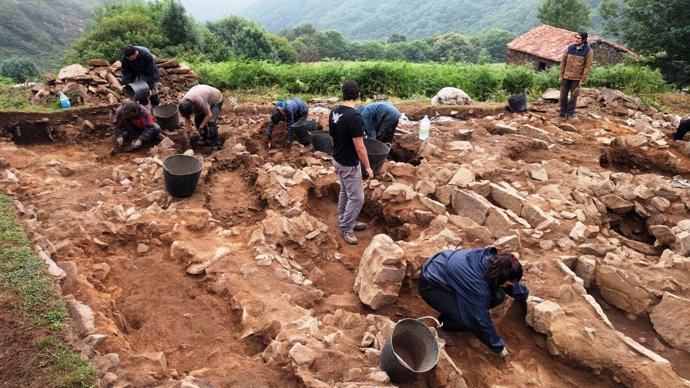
[507,41,635,70]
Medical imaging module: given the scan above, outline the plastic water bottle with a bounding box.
[419,115,430,140]
[59,92,71,109]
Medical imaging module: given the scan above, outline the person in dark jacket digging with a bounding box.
[417,246,529,360]
[178,85,224,150]
[356,102,402,143]
[266,98,309,148]
[113,101,161,150]
[121,45,161,109]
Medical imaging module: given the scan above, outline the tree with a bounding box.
[388,34,407,44]
[471,29,516,63]
[208,16,276,61]
[600,0,690,86]
[0,57,39,82]
[538,0,592,31]
[159,0,198,47]
[431,33,476,63]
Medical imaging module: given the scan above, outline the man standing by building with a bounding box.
[121,45,161,109]
[330,80,373,245]
[559,32,593,120]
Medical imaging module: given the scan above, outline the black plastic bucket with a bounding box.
[362,138,390,178]
[507,92,528,112]
[153,103,180,130]
[380,317,441,383]
[124,81,150,101]
[292,120,321,145]
[162,154,203,198]
[310,130,333,154]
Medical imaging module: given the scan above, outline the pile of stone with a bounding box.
[30,58,198,107]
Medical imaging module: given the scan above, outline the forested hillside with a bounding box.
[238,0,607,40]
[0,0,107,69]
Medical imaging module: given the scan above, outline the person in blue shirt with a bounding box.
[266,99,309,148]
[417,246,529,360]
[355,102,402,143]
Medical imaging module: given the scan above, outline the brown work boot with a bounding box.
[354,221,367,231]
[340,231,358,245]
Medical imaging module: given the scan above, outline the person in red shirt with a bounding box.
[113,101,161,150]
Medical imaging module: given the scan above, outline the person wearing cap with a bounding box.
[330,80,373,245]
[417,246,529,360]
[121,45,161,109]
[558,32,594,120]
[266,98,309,148]
[355,102,402,143]
[178,85,224,150]
[113,101,161,150]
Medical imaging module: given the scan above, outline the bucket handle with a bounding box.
[414,316,442,328]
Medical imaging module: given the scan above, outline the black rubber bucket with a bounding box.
[153,103,180,130]
[292,120,321,145]
[380,317,441,384]
[124,81,150,101]
[507,92,528,112]
[361,138,390,178]
[310,130,333,154]
[162,154,203,198]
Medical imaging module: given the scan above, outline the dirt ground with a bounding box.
[1,94,689,387]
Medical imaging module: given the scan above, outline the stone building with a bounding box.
[506,25,638,71]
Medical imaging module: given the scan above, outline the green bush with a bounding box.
[0,58,39,83]
[588,64,669,95]
[502,65,534,95]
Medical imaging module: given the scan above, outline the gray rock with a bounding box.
[488,123,518,136]
[289,343,315,366]
[575,255,597,288]
[65,297,95,337]
[451,189,495,225]
[489,183,525,214]
[600,194,634,214]
[595,265,653,316]
[649,292,690,353]
[519,124,553,143]
[353,235,406,309]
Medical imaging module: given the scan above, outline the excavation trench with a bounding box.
[2,101,687,387]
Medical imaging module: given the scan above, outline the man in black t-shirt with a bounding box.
[329,80,373,245]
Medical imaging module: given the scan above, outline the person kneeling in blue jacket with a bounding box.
[418,246,529,360]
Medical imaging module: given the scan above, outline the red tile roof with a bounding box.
[507,24,638,62]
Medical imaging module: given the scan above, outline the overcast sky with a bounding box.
[177,0,262,21]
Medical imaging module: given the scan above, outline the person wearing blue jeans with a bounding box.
[418,246,529,360]
[329,80,373,245]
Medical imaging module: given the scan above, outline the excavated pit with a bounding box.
[2,96,690,387]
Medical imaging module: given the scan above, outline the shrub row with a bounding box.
[193,60,669,101]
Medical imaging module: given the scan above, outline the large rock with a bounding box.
[650,293,690,353]
[353,235,406,309]
[484,207,517,238]
[595,265,653,316]
[600,194,634,214]
[575,255,596,288]
[65,296,95,337]
[489,183,525,214]
[451,189,495,225]
[519,124,553,144]
[447,167,475,187]
[58,64,89,80]
[431,87,471,105]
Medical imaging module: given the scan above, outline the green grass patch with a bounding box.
[0,85,62,112]
[0,193,97,386]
